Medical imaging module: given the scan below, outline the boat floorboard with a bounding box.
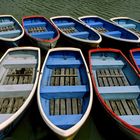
[49,68,82,115]
[96,68,140,115]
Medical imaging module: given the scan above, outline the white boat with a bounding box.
[0,47,40,139]
[37,47,93,140]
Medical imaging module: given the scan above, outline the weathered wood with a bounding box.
[121,100,132,115]
[72,98,78,114]
[105,100,112,109]
[55,69,60,86]
[115,100,126,115]
[96,70,104,87]
[77,99,82,114]
[54,99,60,115]
[74,68,80,85]
[126,100,139,115]
[104,69,114,86]
[13,98,20,113]
[66,99,72,114]
[3,69,12,85]
[60,99,66,115]
[109,100,120,115]
[50,69,55,86]
[109,69,119,86]
[60,68,65,86]
[65,68,70,85]
[50,99,54,115]
[1,98,9,113]
[100,69,108,86]
[132,99,140,114]
[7,98,14,113]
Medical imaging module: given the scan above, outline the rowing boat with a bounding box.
[50,16,102,48]
[0,47,40,139]
[89,48,140,139]
[37,47,93,140]
[22,16,60,50]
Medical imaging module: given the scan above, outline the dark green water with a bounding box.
[1,0,140,139]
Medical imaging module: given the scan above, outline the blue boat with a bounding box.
[22,16,60,50]
[78,16,140,45]
[50,16,102,48]
[89,48,140,140]
[0,15,24,47]
[37,47,93,140]
[110,17,140,37]
[129,48,140,73]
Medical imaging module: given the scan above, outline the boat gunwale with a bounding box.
[88,47,140,135]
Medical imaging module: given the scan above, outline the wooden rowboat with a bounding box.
[110,17,140,37]
[78,16,140,48]
[129,48,140,73]
[0,47,40,139]
[0,15,24,47]
[22,16,60,50]
[50,16,102,48]
[37,47,93,140]
[89,48,140,139]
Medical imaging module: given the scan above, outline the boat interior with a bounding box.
[40,51,90,129]
[0,16,22,39]
[23,17,58,40]
[91,51,140,128]
[80,17,139,40]
[112,18,140,36]
[52,17,100,41]
[0,50,38,123]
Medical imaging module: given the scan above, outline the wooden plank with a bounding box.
[109,69,119,86]
[109,100,120,115]
[60,99,66,115]
[18,75,24,84]
[96,70,104,87]
[118,69,130,86]
[65,68,70,85]
[132,99,140,115]
[66,99,72,114]
[126,100,138,115]
[0,98,4,110]
[54,69,60,86]
[1,98,9,113]
[54,99,60,115]
[70,68,74,86]
[60,68,65,86]
[100,69,108,86]
[17,97,24,109]
[50,69,55,86]
[121,100,132,115]
[77,99,82,114]
[3,69,12,85]
[104,69,114,86]
[115,100,126,115]
[74,68,80,85]
[7,98,14,113]
[105,100,112,109]
[114,69,124,86]
[72,98,78,114]
[50,99,54,115]
[13,98,20,113]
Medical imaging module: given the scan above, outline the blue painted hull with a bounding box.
[79,16,140,45]
[89,48,140,139]
[37,47,93,139]
[50,16,102,48]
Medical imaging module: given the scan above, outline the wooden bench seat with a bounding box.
[40,85,88,99]
[106,31,122,38]
[99,86,140,100]
[31,31,54,39]
[69,31,89,39]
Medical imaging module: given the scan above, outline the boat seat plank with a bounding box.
[0,30,21,38]
[92,59,124,69]
[69,31,89,39]
[119,115,140,127]
[99,86,140,100]
[106,31,121,38]
[31,31,54,39]
[3,59,37,68]
[24,22,46,27]
[0,21,14,27]
[49,114,82,129]
[123,24,136,29]
[41,85,88,99]
[56,22,75,28]
[46,59,82,67]
[0,84,33,97]
[88,22,103,28]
